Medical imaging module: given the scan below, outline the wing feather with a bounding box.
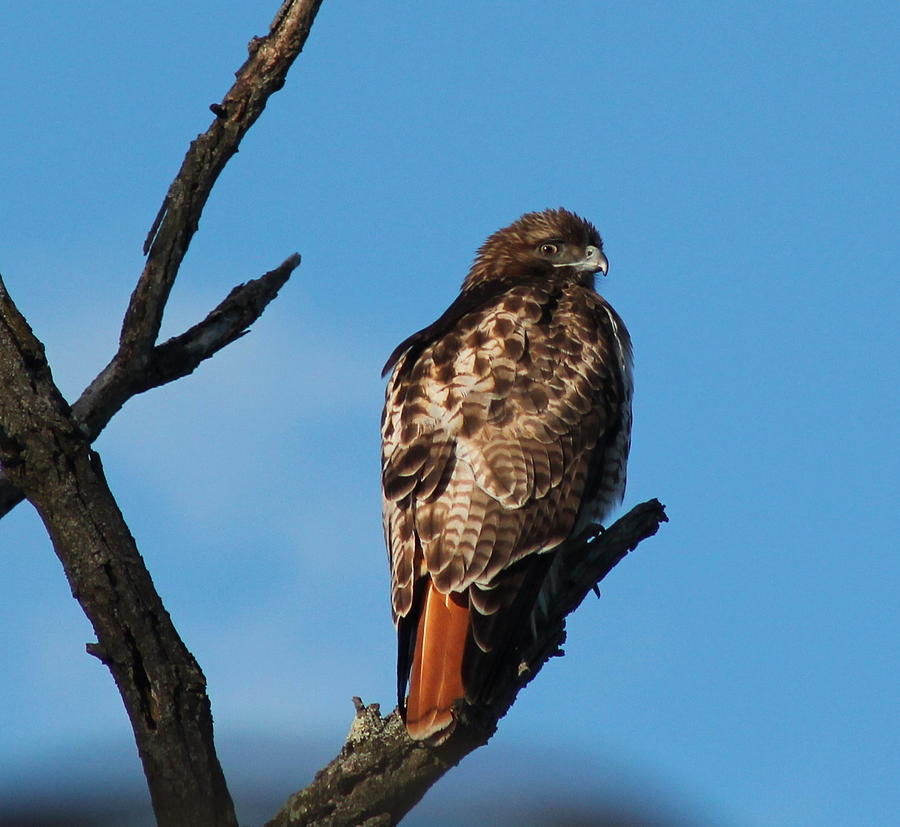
[383,280,632,709]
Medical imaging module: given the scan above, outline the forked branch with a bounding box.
[0,0,324,521]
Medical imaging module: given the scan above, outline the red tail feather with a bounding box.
[405,582,468,744]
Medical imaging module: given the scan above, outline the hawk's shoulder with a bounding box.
[381,276,551,379]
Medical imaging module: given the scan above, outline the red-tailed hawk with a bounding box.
[381,208,632,743]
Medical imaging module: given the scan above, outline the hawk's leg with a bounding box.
[570,522,607,597]
[527,522,608,641]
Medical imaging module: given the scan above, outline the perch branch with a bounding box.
[265,499,668,827]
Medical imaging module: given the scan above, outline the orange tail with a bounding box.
[405,582,469,744]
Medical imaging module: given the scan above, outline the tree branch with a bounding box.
[0,253,301,521]
[0,0,325,524]
[0,276,237,827]
[265,500,668,827]
[72,253,300,439]
[0,1,325,823]
[126,0,323,361]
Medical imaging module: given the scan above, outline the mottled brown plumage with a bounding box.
[381,208,633,743]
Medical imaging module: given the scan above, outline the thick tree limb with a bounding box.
[0,277,237,827]
[266,500,668,827]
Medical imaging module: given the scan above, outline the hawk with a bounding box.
[381,208,632,744]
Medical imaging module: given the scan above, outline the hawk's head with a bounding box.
[463,208,607,291]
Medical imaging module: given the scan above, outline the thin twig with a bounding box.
[72,253,300,439]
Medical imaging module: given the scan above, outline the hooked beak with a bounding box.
[553,245,608,275]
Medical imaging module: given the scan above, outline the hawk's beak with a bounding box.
[584,245,608,275]
[555,245,608,275]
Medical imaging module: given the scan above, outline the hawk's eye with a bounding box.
[539,243,559,256]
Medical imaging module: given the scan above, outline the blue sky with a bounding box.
[2,2,898,824]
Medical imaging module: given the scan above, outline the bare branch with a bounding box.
[72,252,301,439]
[145,253,300,390]
[266,500,668,827]
[0,0,325,524]
[0,1,325,822]
[0,253,301,520]
[125,0,324,362]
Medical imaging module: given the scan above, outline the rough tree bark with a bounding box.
[1,2,668,825]
[0,279,239,826]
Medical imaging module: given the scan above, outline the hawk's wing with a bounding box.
[382,280,632,729]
